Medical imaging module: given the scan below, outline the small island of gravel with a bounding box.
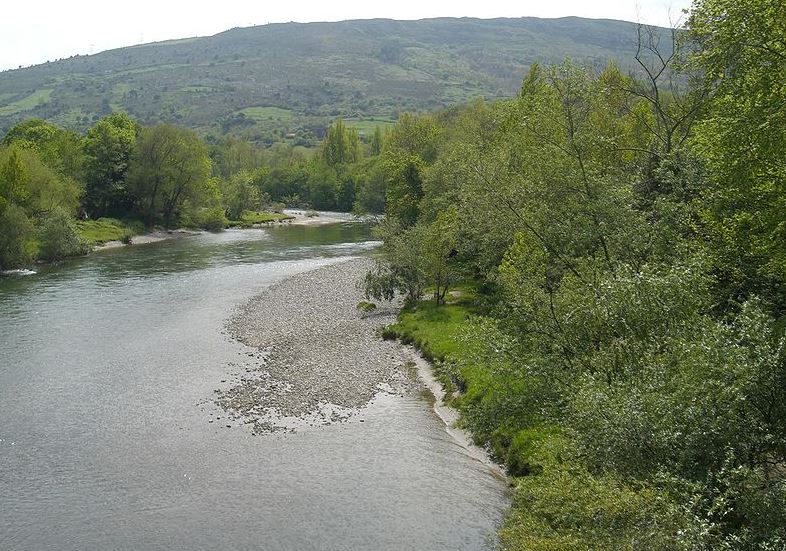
[217,256,416,432]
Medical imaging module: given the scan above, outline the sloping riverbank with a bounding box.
[217,255,506,480]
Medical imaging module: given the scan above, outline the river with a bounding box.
[0,223,507,550]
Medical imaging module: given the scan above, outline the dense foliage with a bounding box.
[369,3,786,548]
[0,113,387,269]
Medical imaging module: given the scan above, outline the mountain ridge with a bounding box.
[0,16,672,144]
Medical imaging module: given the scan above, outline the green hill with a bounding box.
[0,17,670,144]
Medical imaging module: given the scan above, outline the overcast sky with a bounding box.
[1,0,691,71]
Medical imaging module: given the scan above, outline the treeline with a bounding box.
[213,120,387,216]
[368,0,786,548]
[0,114,387,269]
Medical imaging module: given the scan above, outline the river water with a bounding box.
[0,223,507,551]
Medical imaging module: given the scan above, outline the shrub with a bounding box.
[0,203,34,269]
[356,300,377,313]
[183,206,228,231]
[38,207,89,261]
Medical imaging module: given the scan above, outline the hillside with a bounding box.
[0,17,670,144]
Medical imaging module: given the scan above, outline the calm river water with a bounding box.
[0,223,507,551]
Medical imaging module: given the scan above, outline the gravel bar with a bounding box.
[216,257,414,432]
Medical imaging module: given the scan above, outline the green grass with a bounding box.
[75,218,139,245]
[344,118,396,135]
[239,106,294,122]
[383,286,479,362]
[0,89,53,116]
[226,210,294,227]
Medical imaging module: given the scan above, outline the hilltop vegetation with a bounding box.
[0,17,670,145]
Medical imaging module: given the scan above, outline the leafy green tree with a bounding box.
[37,207,89,262]
[306,159,338,209]
[0,203,34,269]
[420,209,459,304]
[210,136,265,179]
[688,0,786,312]
[0,146,81,217]
[382,114,440,226]
[370,125,384,156]
[219,170,262,220]
[0,148,29,212]
[383,155,424,226]
[365,210,459,304]
[2,119,84,181]
[2,119,61,148]
[352,158,386,214]
[322,118,360,167]
[127,124,212,227]
[83,113,138,217]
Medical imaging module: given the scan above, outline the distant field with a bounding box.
[344,118,397,135]
[0,89,53,116]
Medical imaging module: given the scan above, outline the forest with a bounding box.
[364,0,786,548]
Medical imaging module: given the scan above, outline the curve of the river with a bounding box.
[0,223,507,551]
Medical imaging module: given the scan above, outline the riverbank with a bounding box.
[219,257,417,432]
[94,228,202,251]
[284,209,355,226]
[216,255,505,482]
[0,228,509,550]
[92,211,352,251]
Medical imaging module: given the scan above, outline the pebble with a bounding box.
[215,258,416,433]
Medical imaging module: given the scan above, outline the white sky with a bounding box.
[1,0,692,71]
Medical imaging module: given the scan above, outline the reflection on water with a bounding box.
[0,224,507,551]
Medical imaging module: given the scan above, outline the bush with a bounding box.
[356,300,377,313]
[38,207,89,261]
[194,206,228,231]
[500,460,689,551]
[0,203,34,269]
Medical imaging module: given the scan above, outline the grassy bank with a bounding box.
[75,218,142,245]
[226,211,294,228]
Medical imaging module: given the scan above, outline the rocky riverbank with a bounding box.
[217,257,416,432]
